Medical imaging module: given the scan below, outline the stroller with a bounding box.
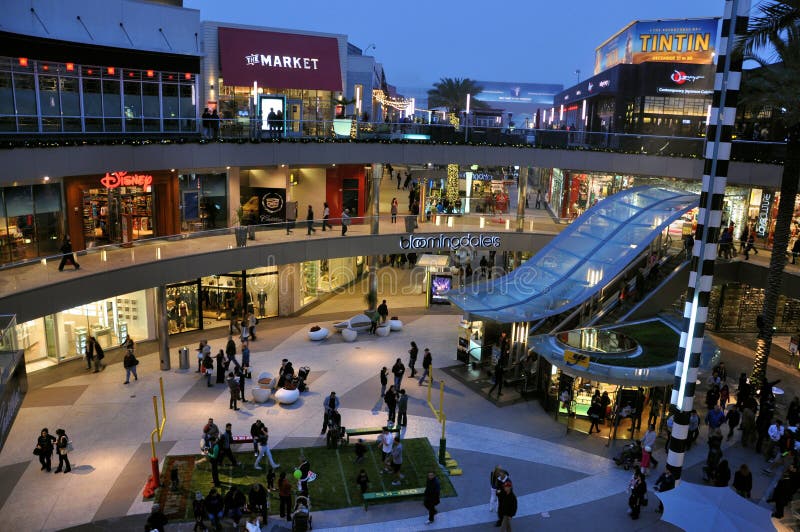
[296,366,311,392]
[613,439,642,470]
[291,495,312,531]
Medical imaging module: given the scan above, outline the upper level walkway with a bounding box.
[0,126,784,187]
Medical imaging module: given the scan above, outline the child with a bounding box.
[356,469,370,494]
[354,439,366,464]
[266,467,276,492]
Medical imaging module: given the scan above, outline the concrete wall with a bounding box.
[0,142,783,188]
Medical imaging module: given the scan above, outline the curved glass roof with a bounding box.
[448,186,699,323]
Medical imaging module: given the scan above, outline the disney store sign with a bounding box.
[100,171,153,190]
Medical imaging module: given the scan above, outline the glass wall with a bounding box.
[0,183,62,264]
[166,281,201,334]
[0,56,197,134]
[178,172,228,231]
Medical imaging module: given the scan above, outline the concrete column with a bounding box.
[516,166,529,232]
[227,166,241,227]
[154,285,170,370]
[369,163,383,235]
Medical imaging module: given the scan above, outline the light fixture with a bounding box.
[107,66,115,75]
[170,168,175,172]
[19,57,28,67]
[66,63,74,72]
[147,70,154,78]
[43,176,50,182]
[226,166,231,170]
[184,73,191,80]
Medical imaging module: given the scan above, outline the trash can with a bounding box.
[404,215,417,233]
[178,346,189,369]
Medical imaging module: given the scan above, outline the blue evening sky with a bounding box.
[185,0,726,90]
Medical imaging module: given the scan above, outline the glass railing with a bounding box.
[0,117,786,164]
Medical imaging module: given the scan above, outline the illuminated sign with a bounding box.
[670,70,705,84]
[564,350,591,369]
[595,18,718,75]
[399,233,501,250]
[100,171,153,190]
[756,192,773,237]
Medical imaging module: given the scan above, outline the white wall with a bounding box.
[290,167,327,218]
[2,0,201,56]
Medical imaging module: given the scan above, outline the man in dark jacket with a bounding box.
[218,423,239,467]
[227,372,240,411]
[423,471,440,524]
[225,335,238,368]
[145,503,168,532]
[488,353,506,397]
[498,481,517,530]
[58,236,80,271]
[377,299,389,323]
[771,464,800,518]
[224,485,246,526]
[90,336,105,373]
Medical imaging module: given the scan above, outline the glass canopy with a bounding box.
[448,186,699,323]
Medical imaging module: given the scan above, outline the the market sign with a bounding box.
[218,27,342,91]
[100,171,153,190]
[400,233,501,250]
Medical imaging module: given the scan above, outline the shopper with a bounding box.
[278,472,292,521]
[225,335,238,366]
[408,341,419,377]
[254,424,280,470]
[203,351,214,387]
[488,354,505,397]
[248,313,257,341]
[84,337,94,370]
[423,471,440,524]
[322,202,332,231]
[498,481,517,532]
[771,464,799,518]
[54,428,71,474]
[726,404,741,440]
[379,367,388,398]
[418,349,432,386]
[145,503,168,532]
[250,420,266,455]
[89,336,105,373]
[641,425,659,468]
[306,205,317,235]
[489,465,503,512]
[588,402,602,434]
[384,385,398,426]
[390,439,404,486]
[653,468,675,513]
[223,485,246,526]
[341,208,351,236]
[218,423,240,467]
[57,236,80,271]
[377,427,394,470]
[227,372,240,411]
[733,464,752,498]
[627,469,647,520]
[321,391,340,434]
[241,340,251,375]
[215,350,226,384]
[235,366,247,403]
[123,349,139,384]
[207,437,221,487]
[35,428,56,472]
[392,358,406,389]
[397,389,409,428]
[205,487,224,527]
[356,468,370,494]
[195,341,207,373]
[377,299,389,323]
[391,197,399,223]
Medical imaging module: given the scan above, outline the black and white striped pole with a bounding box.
[667,0,750,481]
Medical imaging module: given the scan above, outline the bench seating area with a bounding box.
[362,487,426,510]
[345,425,400,444]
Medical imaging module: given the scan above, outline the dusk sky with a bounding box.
[185,0,727,90]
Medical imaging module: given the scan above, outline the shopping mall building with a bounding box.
[0,2,796,389]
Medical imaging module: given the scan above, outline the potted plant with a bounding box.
[233,206,248,247]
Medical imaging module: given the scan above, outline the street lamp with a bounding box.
[575,69,581,84]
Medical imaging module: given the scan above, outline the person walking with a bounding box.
[89,336,105,372]
[215,350,226,384]
[341,208,351,236]
[726,403,741,440]
[397,389,409,428]
[278,472,292,521]
[792,237,800,265]
[498,481,517,532]
[227,372,240,411]
[248,313,257,341]
[57,236,80,271]
[84,335,94,370]
[641,424,659,468]
[54,428,71,474]
[535,189,543,209]
[236,366,247,403]
[489,465,504,512]
[356,469,370,494]
[207,437,222,487]
[627,469,647,520]
[253,424,280,470]
[321,391,340,434]
[488,354,505,397]
[203,351,214,387]
[306,205,317,235]
[744,231,759,260]
[241,340,251,375]
[408,341,419,377]
[392,358,406,389]
[322,202,332,231]
[418,349,432,386]
[588,401,602,434]
[35,428,56,472]
[218,423,240,467]
[379,367,388,398]
[377,299,389,323]
[122,349,139,384]
[384,385,398,426]
[225,335,238,366]
[377,427,394,471]
[733,464,752,498]
[423,471,440,525]
[391,198,398,223]
[390,439,404,486]
[250,420,265,456]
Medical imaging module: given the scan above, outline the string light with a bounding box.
[446,164,459,204]
[372,89,412,111]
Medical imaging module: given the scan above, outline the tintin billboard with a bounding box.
[594,18,719,75]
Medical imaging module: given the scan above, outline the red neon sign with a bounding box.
[100,171,153,190]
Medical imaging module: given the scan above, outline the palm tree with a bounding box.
[427,78,488,114]
[736,1,800,385]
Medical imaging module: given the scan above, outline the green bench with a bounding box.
[345,425,400,444]
[362,487,426,510]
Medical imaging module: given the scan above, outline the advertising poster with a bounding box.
[595,18,719,75]
[246,187,286,225]
[260,95,286,135]
[430,274,452,305]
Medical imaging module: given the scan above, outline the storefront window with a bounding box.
[179,173,228,231]
[82,186,153,247]
[247,267,279,318]
[163,83,179,131]
[124,79,143,132]
[301,261,319,305]
[166,281,201,335]
[33,184,61,257]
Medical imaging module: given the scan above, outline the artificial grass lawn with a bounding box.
[157,437,456,520]
[609,319,680,368]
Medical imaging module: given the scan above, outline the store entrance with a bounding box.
[286,100,303,136]
[82,187,153,247]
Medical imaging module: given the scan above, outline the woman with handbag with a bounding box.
[54,428,71,474]
[123,349,139,384]
[35,428,56,472]
[627,468,647,519]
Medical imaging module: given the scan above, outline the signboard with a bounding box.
[400,233,501,250]
[430,274,452,305]
[259,95,286,135]
[246,187,286,225]
[475,81,563,105]
[564,350,591,369]
[594,18,718,75]
[100,171,153,190]
[640,62,715,96]
[218,27,343,91]
[756,191,773,237]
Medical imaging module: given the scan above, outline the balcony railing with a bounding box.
[0,118,786,164]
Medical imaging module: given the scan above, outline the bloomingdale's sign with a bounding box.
[399,233,501,250]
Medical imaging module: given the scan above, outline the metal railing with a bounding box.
[0,117,786,164]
